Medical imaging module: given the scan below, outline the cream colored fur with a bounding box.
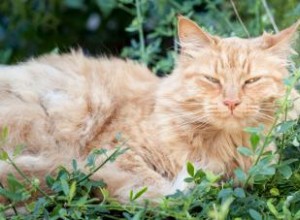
[0,17,299,203]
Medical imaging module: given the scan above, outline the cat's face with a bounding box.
[172,17,299,130]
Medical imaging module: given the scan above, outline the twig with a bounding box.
[261,0,279,33]
[117,4,135,16]
[135,0,146,63]
[230,0,250,37]
[77,148,123,184]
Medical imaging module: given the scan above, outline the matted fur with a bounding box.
[0,17,299,203]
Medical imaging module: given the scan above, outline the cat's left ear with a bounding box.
[177,16,219,51]
[261,20,300,57]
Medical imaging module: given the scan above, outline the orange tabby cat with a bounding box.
[0,17,299,203]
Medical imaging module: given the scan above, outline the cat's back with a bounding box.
[1,51,159,100]
[0,51,159,150]
[39,51,159,94]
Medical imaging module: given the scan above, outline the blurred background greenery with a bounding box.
[0,0,299,75]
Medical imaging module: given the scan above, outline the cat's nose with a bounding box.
[223,99,241,112]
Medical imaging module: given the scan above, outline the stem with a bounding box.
[279,71,300,158]
[7,157,55,203]
[261,0,279,33]
[117,4,135,15]
[135,0,146,63]
[243,69,300,186]
[205,0,235,32]
[168,0,181,10]
[230,0,250,37]
[243,118,278,186]
[77,148,122,184]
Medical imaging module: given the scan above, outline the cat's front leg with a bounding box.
[85,151,176,203]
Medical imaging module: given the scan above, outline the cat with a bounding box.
[0,16,299,203]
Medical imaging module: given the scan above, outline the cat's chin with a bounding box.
[213,115,249,131]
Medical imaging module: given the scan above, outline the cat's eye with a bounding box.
[204,75,220,84]
[245,77,261,85]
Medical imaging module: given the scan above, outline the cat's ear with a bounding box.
[261,20,300,57]
[177,16,219,51]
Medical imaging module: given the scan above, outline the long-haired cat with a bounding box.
[0,17,299,203]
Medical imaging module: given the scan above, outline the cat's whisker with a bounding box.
[158,115,212,134]
[155,110,209,121]
[255,113,275,123]
[158,117,211,131]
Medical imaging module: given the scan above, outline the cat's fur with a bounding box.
[0,17,299,203]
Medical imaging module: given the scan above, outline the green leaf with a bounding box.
[7,174,24,192]
[194,169,205,179]
[60,179,70,197]
[13,144,25,157]
[270,188,280,196]
[96,0,117,17]
[75,196,88,206]
[237,147,253,157]
[86,153,97,168]
[187,161,194,177]
[283,77,293,86]
[72,159,77,171]
[244,125,264,134]
[267,199,280,217]
[129,189,133,201]
[276,121,295,134]
[45,175,55,188]
[63,0,84,9]
[278,165,293,179]
[294,210,300,219]
[234,188,246,198]
[0,187,29,202]
[282,204,292,219]
[250,134,260,150]
[292,137,300,147]
[126,18,143,32]
[249,209,262,220]
[0,49,12,63]
[205,171,220,183]
[260,166,275,176]
[184,177,194,183]
[133,187,147,201]
[119,0,133,3]
[68,181,76,202]
[218,188,233,201]
[277,159,298,167]
[234,168,247,183]
[1,127,9,141]
[59,208,68,217]
[0,151,8,161]
[50,47,60,54]
[131,187,148,201]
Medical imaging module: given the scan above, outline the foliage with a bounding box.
[0,0,300,219]
[0,0,299,71]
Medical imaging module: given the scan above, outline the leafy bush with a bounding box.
[1,0,299,69]
[0,0,300,219]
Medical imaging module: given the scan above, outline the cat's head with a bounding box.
[162,17,299,130]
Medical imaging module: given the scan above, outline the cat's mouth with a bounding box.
[212,108,254,129]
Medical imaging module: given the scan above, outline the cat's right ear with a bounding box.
[177,16,218,52]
